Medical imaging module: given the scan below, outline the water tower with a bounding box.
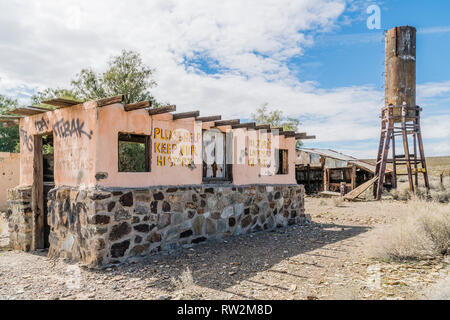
[374,26,430,200]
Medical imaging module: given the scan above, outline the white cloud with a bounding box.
[0,0,449,159]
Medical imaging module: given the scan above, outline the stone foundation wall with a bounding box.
[23,184,306,266]
[6,186,33,251]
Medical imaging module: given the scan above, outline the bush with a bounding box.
[373,199,450,261]
[389,175,450,203]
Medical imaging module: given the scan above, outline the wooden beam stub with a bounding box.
[254,124,271,130]
[96,95,124,108]
[282,131,296,137]
[232,122,255,129]
[148,105,176,116]
[196,115,222,122]
[214,119,240,127]
[124,100,152,112]
[172,111,200,120]
[42,98,81,108]
[7,106,51,116]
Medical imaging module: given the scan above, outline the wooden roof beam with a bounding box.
[282,131,296,137]
[232,122,255,129]
[299,135,316,140]
[42,98,81,108]
[7,106,51,116]
[124,100,151,112]
[196,115,222,122]
[148,105,176,116]
[269,127,284,134]
[96,95,124,108]
[214,119,240,127]
[254,124,271,130]
[172,111,200,120]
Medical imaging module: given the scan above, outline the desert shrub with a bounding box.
[372,199,450,261]
[389,176,450,203]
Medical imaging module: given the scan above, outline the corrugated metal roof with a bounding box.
[297,148,378,173]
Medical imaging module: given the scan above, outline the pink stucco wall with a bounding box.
[19,101,97,187]
[18,101,297,188]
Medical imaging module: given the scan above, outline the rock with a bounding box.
[90,215,110,225]
[153,192,164,201]
[180,229,193,238]
[109,222,131,241]
[134,203,148,215]
[241,216,252,228]
[110,240,130,258]
[158,213,171,229]
[134,224,150,233]
[221,206,234,219]
[119,192,133,207]
[205,219,216,235]
[193,216,204,235]
[114,208,131,221]
[162,201,171,212]
[107,202,116,212]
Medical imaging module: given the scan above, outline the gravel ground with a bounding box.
[0,197,448,300]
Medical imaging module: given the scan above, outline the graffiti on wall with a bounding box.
[248,138,272,167]
[153,127,200,167]
[19,129,33,152]
[34,117,50,132]
[53,118,93,140]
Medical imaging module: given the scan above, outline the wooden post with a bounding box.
[323,168,329,192]
[340,182,346,196]
[350,164,356,190]
[32,136,44,250]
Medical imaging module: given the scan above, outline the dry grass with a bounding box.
[389,175,450,203]
[371,199,450,261]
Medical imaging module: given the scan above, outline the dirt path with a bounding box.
[0,198,448,300]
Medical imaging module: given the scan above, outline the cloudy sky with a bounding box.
[0,0,449,158]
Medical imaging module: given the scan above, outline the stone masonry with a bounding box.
[6,186,33,251]
[11,184,306,267]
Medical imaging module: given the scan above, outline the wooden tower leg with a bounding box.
[415,108,430,190]
[401,106,414,193]
[376,119,393,200]
[391,128,397,189]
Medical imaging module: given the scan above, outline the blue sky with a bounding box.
[0,0,449,158]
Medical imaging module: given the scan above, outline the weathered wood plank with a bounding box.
[124,100,151,112]
[96,95,124,107]
[148,105,177,116]
[196,115,222,122]
[232,122,255,129]
[42,98,81,108]
[282,131,296,137]
[214,119,240,127]
[7,106,51,116]
[300,135,316,140]
[344,176,378,201]
[294,132,307,139]
[172,111,200,120]
[254,124,271,130]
